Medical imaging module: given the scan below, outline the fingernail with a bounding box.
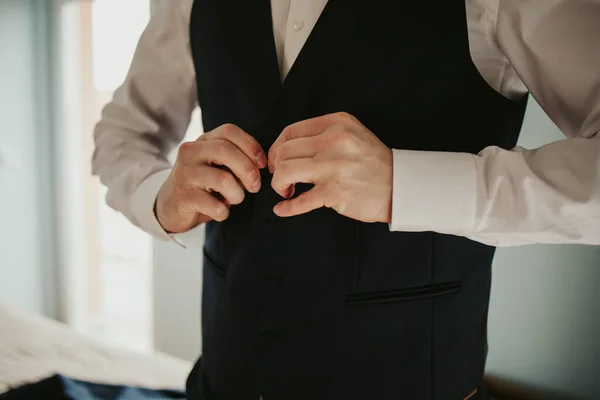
[273,203,282,215]
[257,155,267,169]
[214,205,227,221]
[252,179,261,192]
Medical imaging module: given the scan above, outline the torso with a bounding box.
[187,0,527,398]
[176,0,528,99]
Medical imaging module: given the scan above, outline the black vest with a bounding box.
[186,1,527,399]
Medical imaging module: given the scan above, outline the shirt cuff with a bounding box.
[390,149,477,235]
[129,169,177,242]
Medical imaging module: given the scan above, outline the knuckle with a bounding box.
[220,123,238,138]
[347,112,358,122]
[177,141,196,159]
[243,160,256,174]
[281,125,293,140]
[216,170,234,186]
[334,111,353,121]
[333,131,358,151]
[249,142,263,158]
[214,139,232,156]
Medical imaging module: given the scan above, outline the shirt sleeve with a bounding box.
[389,0,600,246]
[92,0,197,241]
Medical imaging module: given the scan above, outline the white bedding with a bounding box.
[0,304,192,394]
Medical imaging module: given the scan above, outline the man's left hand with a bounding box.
[268,112,393,224]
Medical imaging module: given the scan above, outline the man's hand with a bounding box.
[268,112,393,224]
[156,124,267,233]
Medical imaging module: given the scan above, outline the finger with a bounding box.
[269,115,334,171]
[273,186,325,217]
[176,164,245,204]
[269,136,320,170]
[197,139,261,193]
[197,165,246,205]
[185,190,230,222]
[271,159,322,198]
[202,124,267,169]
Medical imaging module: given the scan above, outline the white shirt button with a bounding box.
[293,19,304,31]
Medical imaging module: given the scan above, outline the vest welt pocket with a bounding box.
[345,281,461,306]
[203,249,227,277]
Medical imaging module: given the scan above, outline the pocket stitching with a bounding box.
[345,281,461,306]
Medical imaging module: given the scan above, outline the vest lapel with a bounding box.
[258,0,364,143]
[210,0,282,131]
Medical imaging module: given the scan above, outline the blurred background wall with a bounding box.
[0,0,58,319]
[0,0,598,398]
[1,0,155,352]
[486,100,600,398]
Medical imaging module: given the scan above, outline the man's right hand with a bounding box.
[156,124,267,233]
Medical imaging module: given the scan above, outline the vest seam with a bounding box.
[430,233,435,400]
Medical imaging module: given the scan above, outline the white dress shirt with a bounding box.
[92,0,600,247]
